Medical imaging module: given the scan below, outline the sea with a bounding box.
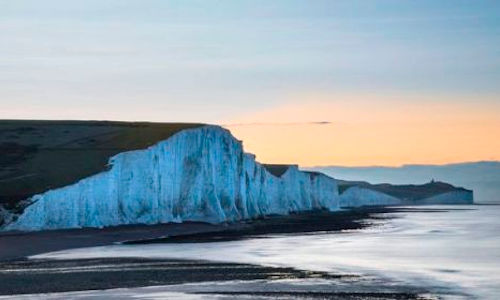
[24,204,500,299]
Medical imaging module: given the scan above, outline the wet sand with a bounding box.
[0,207,438,298]
[0,257,346,295]
[0,207,392,261]
[0,256,429,299]
[0,222,234,261]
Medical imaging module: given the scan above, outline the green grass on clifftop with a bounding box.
[0,120,203,208]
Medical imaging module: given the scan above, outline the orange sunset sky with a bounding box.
[223,93,500,166]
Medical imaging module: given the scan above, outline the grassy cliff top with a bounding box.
[262,164,296,177]
[338,179,471,202]
[0,120,203,208]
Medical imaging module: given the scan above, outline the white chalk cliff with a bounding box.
[339,187,401,208]
[338,186,473,207]
[5,126,341,231]
[2,125,474,232]
[418,190,474,205]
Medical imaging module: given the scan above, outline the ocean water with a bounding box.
[32,205,500,299]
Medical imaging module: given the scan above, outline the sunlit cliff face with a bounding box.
[224,93,500,167]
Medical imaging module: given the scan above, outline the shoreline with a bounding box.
[0,221,233,261]
[0,206,400,261]
[0,206,463,298]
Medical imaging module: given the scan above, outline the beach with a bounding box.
[0,207,434,299]
[2,206,498,299]
[0,207,392,261]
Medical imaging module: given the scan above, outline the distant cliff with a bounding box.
[338,180,473,207]
[339,186,401,208]
[308,162,496,203]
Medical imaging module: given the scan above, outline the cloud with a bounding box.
[221,121,332,127]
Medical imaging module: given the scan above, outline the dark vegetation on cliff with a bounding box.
[0,120,203,209]
[262,164,295,177]
[338,180,471,203]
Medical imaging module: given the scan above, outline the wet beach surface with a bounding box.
[0,222,232,261]
[0,257,433,299]
[0,207,456,299]
[0,207,398,261]
[0,257,344,295]
[126,207,460,245]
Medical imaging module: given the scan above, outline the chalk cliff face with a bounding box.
[5,126,339,231]
[339,187,401,208]
[418,190,474,205]
[338,186,473,207]
[1,124,475,232]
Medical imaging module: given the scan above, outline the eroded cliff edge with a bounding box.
[3,126,339,231]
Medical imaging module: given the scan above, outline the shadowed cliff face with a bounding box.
[0,120,203,209]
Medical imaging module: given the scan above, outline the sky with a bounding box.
[1,0,499,166]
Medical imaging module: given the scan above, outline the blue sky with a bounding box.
[1,0,499,122]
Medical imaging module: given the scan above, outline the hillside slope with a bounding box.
[0,120,203,209]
